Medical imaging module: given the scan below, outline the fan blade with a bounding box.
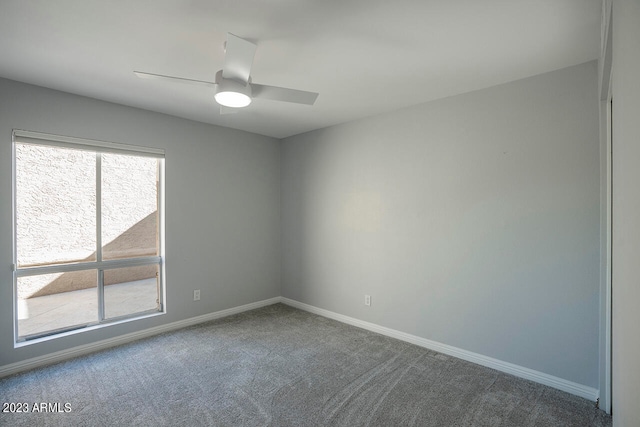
[222,33,256,84]
[219,106,240,115]
[134,71,215,88]
[251,84,319,105]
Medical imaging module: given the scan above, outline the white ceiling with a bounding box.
[0,0,602,139]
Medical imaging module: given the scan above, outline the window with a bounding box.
[12,130,165,342]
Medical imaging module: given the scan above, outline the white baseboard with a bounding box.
[0,297,281,379]
[280,297,599,402]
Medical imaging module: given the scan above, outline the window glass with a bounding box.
[104,265,159,319]
[101,153,159,260]
[14,135,164,342]
[17,271,98,338]
[15,144,96,267]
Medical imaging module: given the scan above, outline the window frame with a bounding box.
[12,129,166,345]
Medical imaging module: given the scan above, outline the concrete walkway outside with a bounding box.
[18,278,158,338]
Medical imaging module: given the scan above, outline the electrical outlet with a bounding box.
[193,289,200,301]
[365,295,371,306]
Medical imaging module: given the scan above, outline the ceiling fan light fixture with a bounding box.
[214,70,252,108]
[214,91,252,108]
[135,34,319,115]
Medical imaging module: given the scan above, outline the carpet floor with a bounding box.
[0,303,612,426]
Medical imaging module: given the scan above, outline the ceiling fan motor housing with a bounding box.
[214,70,252,107]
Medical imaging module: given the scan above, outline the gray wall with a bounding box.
[281,62,600,388]
[1,61,605,396]
[612,0,640,425]
[0,78,281,366]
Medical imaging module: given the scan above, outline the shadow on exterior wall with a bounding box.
[30,211,158,298]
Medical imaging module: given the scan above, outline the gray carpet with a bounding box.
[0,303,611,426]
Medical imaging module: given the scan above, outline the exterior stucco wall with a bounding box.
[16,143,158,298]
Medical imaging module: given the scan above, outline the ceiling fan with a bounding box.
[134,33,319,113]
